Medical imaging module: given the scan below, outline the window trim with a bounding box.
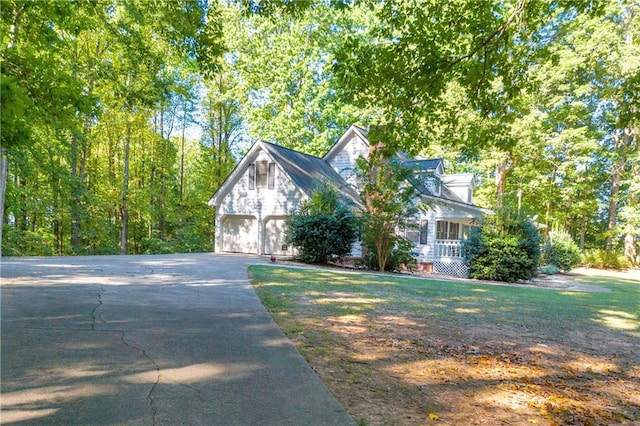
[398,219,428,245]
[249,161,275,190]
[419,219,428,245]
[436,220,461,241]
[268,163,275,189]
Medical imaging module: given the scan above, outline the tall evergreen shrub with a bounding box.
[285,184,358,264]
[463,211,541,282]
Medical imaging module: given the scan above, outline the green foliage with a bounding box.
[285,184,358,264]
[2,0,638,263]
[0,0,224,257]
[221,3,367,155]
[581,249,630,270]
[356,156,419,271]
[362,236,417,272]
[539,264,561,275]
[543,230,582,272]
[1,227,54,256]
[463,211,541,282]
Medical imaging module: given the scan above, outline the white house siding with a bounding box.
[326,134,369,185]
[215,149,306,254]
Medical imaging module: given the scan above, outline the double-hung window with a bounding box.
[249,161,275,190]
[436,220,460,240]
[399,219,429,245]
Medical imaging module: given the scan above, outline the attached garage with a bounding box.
[264,217,292,256]
[221,216,258,253]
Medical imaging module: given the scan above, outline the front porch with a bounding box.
[416,219,474,277]
[434,239,463,258]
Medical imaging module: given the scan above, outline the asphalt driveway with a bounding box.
[1,253,354,425]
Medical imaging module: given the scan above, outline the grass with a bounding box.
[249,265,640,425]
[250,266,639,335]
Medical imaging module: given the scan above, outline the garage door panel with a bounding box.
[222,216,257,253]
[264,219,290,256]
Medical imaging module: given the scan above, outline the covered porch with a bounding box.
[411,218,478,277]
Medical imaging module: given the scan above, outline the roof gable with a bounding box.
[323,124,369,162]
[261,142,359,204]
[207,140,265,206]
[208,140,360,207]
[402,159,445,176]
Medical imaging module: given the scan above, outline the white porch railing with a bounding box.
[434,239,463,258]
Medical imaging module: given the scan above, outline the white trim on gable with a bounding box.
[208,140,264,207]
[208,141,287,207]
[323,125,369,162]
[324,125,370,185]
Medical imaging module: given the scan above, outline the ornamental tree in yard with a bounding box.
[355,153,420,272]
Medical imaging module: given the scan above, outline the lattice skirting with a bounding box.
[433,261,469,278]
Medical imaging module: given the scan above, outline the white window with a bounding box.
[399,219,428,245]
[436,220,460,240]
[249,161,275,190]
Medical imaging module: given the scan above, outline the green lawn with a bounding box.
[249,265,640,425]
[249,266,639,336]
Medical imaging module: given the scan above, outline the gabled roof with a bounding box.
[323,124,369,161]
[261,142,361,206]
[208,140,360,208]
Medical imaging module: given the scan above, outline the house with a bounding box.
[207,125,488,276]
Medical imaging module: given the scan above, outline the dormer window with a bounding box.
[425,177,441,196]
[249,161,275,190]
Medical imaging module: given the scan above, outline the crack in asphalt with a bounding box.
[120,330,161,425]
[90,287,106,330]
[89,288,160,425]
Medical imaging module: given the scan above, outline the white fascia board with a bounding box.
[207,140,269,207]
[323,125,370,161]
[418,193,492,216]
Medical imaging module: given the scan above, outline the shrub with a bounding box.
[581,249,629,270]
[285,184,358,264]
[463,211,541,282]
[539,264,561,275]
[1,227,54,256]
[286,212,357,263]
[543,230,581,272]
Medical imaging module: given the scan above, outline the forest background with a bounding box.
[1,0,638,264]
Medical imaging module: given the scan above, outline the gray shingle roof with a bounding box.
[402,158,444,172]
[262,142,361,206]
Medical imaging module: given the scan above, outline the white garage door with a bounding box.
[222,216,258,253]
[264,218,291,256]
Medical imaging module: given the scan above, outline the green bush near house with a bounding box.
[463,210,541,282]
[543,230,581,272]
[285,184,358,264]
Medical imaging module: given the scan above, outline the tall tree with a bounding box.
[225,2,367,155]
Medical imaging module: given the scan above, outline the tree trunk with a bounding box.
[180,103,186,202]
[0,150,7,254]
[495,154,516,209]
[624,170,638,266]
[70,132,82,250]
[120,122,131,255]
[605,131,629,250]
[1,4,26,252]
